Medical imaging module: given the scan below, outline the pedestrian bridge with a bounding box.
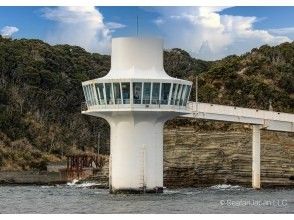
[184,102,294,132]
[182,102,294,189]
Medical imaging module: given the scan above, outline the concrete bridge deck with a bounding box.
[184,102,294,132]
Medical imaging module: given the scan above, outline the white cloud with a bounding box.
[106,22,126,30]
[153,18,165,25]
[41,6,111,54]
[154,7,291,60]
[268,27,294,35]
[0,26,19,37]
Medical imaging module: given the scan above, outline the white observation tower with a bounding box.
[82,37,192,193]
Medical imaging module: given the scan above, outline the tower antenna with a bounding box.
[136,15,139,36]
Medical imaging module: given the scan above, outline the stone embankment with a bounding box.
[0,170,67,185]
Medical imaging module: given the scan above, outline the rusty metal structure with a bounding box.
[65,154,100,179]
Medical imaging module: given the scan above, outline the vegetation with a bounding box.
[0,35,293,170]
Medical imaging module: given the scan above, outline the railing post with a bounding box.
[252,125,261,189]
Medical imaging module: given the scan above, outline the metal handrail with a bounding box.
[82,98,191,111]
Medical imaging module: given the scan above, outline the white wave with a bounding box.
[67,179,104,188]
[66,179,79,186]
[40,185,54,188]
[163,189,181,194]
[209,184,243,190]
[74,182,100,188]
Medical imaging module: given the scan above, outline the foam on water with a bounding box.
[66,179,104,188]
[163,189,181,194]
[66,179,79,186]
[74,182,101,188]
[40,185,55,189]
[209,184,245,190]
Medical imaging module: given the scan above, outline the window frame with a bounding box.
[82,80,192,109]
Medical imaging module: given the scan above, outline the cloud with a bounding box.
[41,6,111,54]
[106,22,126,30]
[268,27,294,35]
[153,18,165,25]
[0,26,19,37]
[153,7,291,60]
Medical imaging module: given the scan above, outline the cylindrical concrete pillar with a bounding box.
[252,125,261,189]
[109,112,167,193]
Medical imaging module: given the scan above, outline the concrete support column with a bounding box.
[108,112,167,193]
[252,125,261,189]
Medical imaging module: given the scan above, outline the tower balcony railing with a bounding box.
[82,99,192,112]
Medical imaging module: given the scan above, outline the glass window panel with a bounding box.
[82,86,90,106]
[180,85,187,106]
[170,84,177,105]
[161,83,171,105]
[91,84,97,105]
[122,82,130,104]
[97,83,105,105]
[86,85,92,106]
[88,85,92,106]
[113,83,121,104]
[92,85,98,105]
[94,84,101,105]
[84,85,89,105]
[143,82,151,104]
[183,85,191,106]
[105,83,113,104]
[89,85,96,106]
[176,84,183,105]
[133,82,142,104]
[152,82,160,104]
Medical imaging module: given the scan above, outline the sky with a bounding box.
[0,6,294,60]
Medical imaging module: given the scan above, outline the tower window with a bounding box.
[96,83,105,105]
[82,86,90,106]
[171,84,178,105]
[183,85,191,106]
[161,83,171,105]
[113,83,121,104]
[143,82,151,104]
[133,82,142,104]
[176,84,182,105]
[180,85,187,106]
[121,82,130,104]
[105,83,113,104]
[152,83,160,104]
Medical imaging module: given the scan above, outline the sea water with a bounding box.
[0,183,293,214]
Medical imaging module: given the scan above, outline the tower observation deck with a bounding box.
[82,37,192,193]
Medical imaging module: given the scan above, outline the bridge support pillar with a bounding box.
[252,125,261,189]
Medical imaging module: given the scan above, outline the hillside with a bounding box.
[0,36,293,170]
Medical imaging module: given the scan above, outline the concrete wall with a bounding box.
[0,171,67,184]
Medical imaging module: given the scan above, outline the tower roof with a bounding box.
[101,37,174,80]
